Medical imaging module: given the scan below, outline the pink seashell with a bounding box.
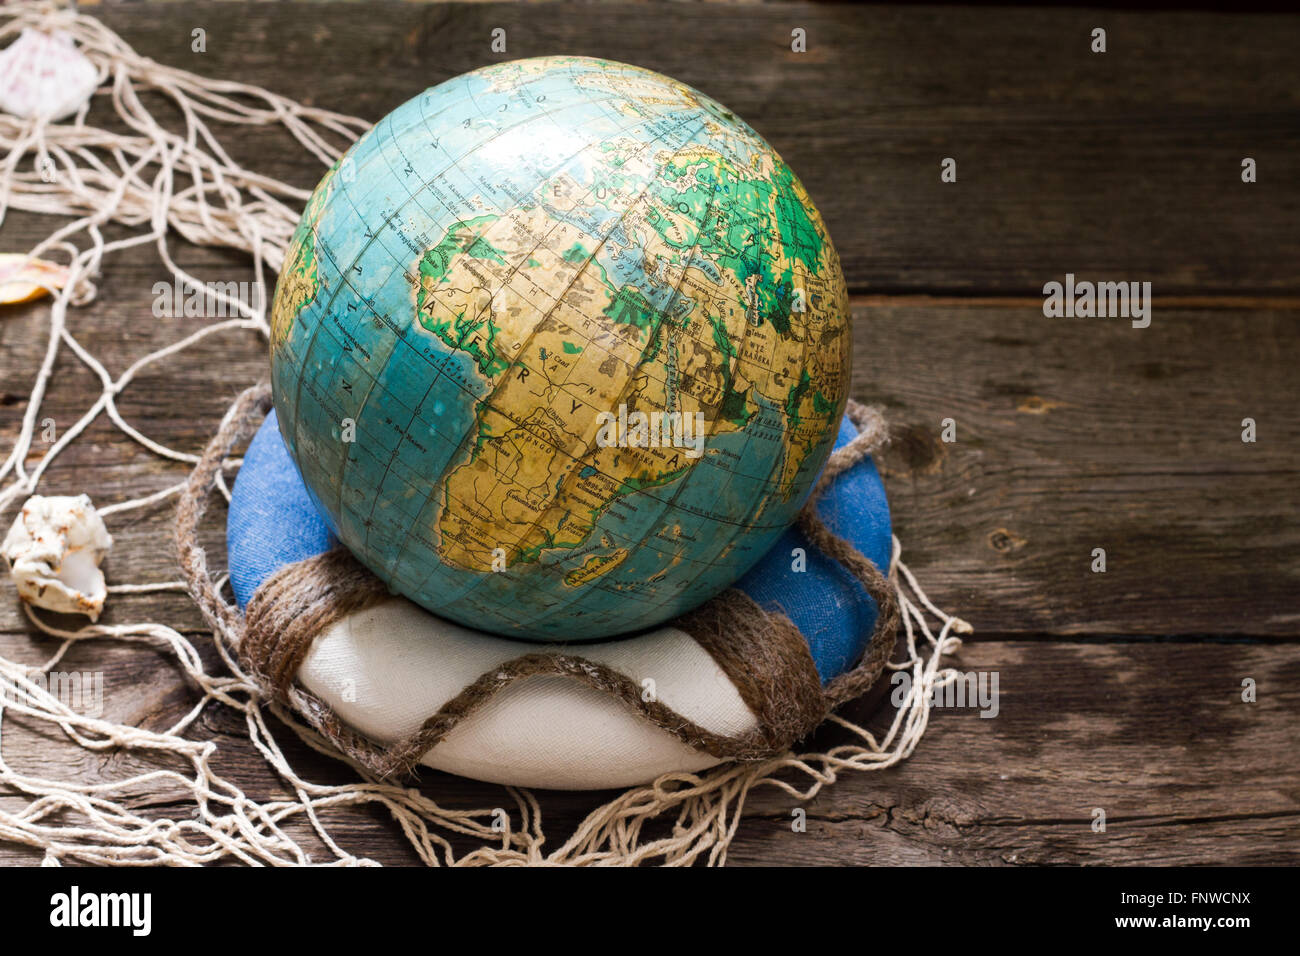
[0,28,98,121]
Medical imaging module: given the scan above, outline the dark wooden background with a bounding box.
[1,1,1297,865]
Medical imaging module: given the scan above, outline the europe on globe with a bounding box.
[269,55,851,640]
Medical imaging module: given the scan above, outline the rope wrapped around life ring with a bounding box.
[176,384,900,781]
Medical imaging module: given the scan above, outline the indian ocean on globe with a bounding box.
[269,56,852,641]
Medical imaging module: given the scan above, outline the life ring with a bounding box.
[227,410,892,790]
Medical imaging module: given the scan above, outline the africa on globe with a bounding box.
[269,55,851,640]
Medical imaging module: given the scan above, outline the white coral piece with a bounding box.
[2,494,113,621]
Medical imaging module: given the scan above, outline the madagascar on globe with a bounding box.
[269,56,851,641]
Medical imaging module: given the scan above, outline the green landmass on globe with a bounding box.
[269,55,852,640]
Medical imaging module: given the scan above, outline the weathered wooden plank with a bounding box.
[1,638,1294,865]
[858,303,1300,637]
[727,640,1300,865]
[62,0,1300,294]
[5,261,1296,636]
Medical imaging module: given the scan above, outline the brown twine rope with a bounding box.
[176,384,899,780]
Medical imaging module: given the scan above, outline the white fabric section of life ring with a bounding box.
[298,598,756,789]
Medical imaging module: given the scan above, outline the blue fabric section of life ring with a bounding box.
[227,410,892,684]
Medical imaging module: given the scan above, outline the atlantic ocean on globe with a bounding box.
[269,56,851,641]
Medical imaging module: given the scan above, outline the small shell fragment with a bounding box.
[2,494,113,621]
[0,254,72,304]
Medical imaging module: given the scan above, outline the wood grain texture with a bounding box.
[0,1,1297,865]
[73,1,1300,295]
[859,304,1300,638]
[6,285,1295,638]
[730,640,1300,866]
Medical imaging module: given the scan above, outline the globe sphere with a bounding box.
[269,56,851,641]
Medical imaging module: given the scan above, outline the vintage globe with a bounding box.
[269,56,851,641]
